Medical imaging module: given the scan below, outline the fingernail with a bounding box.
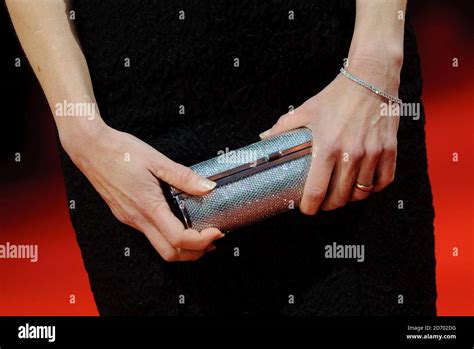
[215,233,226,240]
[259,129,271,139]
[199,178,216,190]
[206,245,217,252]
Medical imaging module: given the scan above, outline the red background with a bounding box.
[0,2,472,316]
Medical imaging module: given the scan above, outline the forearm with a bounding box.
[348,0,407,94]
[6,0,105,143]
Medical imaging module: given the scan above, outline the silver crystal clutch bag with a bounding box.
[162,127,313,232]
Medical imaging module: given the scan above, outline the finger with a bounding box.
[321,151,360,210]
[152,154,216,195]
[173,227,224,251]
[350,149,380,201]
[300,148,335,215]
[148,202,224,250]
[373,146,397,192]
[142,222,207,262]
[259,107,308,139]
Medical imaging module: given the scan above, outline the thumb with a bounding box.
[259,108,308,139]
[153,155,216,195]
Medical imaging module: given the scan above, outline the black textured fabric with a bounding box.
[59,0,436,315]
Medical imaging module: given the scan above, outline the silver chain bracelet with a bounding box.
[340,67,402,105]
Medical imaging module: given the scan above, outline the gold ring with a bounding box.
[355,182,374,192]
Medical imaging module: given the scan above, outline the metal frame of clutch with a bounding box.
[162,138,312,229]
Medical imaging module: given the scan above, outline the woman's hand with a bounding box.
[61,124,224,262]
[259,0,407,215]
[7,0,223,262]
[259,57,401,215]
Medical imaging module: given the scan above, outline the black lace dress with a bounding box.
[60,0,436,315]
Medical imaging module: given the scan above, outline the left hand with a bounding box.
[259,58,401,215]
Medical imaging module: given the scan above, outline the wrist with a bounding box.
[58,117,109,157]
[348,39,403,69]
[345,51,403,97]
[348,0,406,96]
[350,0,406,68]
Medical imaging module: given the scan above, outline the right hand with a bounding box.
[60,124,224,262]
